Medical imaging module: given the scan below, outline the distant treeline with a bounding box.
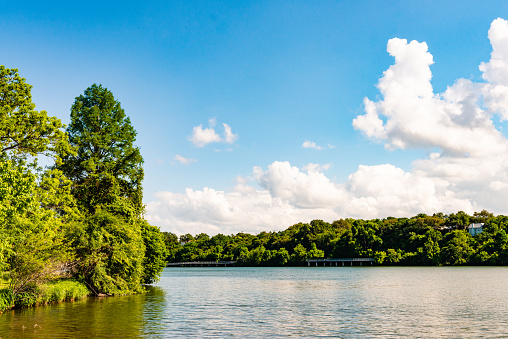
[163,210,508,266]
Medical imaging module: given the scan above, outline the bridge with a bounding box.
[167,261,237,267]
[307,258,374,266]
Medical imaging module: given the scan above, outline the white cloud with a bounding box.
[302,141,335,150]
[345,164,472,218]
[302,163,332,173]
[352,17,508,213]
[189,125,222,147]
[174,154,197,165]
[302,140,324,150]
[147,18,508,235]
[146,186,340,235]
[189,120,238,147]
[480,18,508,120]
[353,36,508,158]
[255,161,347,209]
[146,160,472,235]
[223,123,238,144]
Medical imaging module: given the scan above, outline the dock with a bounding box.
[307,258,374,266]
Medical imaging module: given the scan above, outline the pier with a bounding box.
[307,258,374,266]
[167,261,237,267]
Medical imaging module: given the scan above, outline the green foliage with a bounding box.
[163,210,508,267]
[140,221,169,284]
[7,215,73,296]
[441,230,474,265]
[0,66,72,161]
[70,209,145,295]
[0,68,168,311]
[0,159,74,298]
[0,289,14,311]
[60,84,144,214]
[307,243,325,259]
[36,167,81,220]
[0,67,81,310]
[290,244,307,265]
[54,83,166,295]
[0,158,37,224]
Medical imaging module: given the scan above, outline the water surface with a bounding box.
[1,267,507,338]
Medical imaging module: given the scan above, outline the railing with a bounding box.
[307,258,374,262]
[306,258,374,266]
[167,261,237,267]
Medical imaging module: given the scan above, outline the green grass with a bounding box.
[0,289,14,311]
[0,279,90,312]
[37,279,90,303]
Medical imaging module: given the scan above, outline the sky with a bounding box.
[2,1,508,235]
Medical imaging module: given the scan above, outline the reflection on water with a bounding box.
[0,286,165,338]
[1,267,508,338]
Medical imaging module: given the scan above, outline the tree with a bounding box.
[59,84,167,292]
[446,211,471,230]
[162,232,180,261]
[441,230,474,265]
[307,243,325,259]
[0,157,74,303]
[140,221,169,284]
[60,84,144,214]
[472,210,494,223]
[70,209,145,295]
[0,67,76,307]
[0,66,71,161]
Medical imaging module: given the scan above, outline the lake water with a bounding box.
[1,266,508,338]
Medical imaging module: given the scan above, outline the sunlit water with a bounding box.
[1,267,508,338]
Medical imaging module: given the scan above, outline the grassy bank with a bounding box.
[0,279,90,312]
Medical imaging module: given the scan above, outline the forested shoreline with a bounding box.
[163,210,508,267]
[0,66,167,312]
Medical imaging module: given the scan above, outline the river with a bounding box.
[1,266,507,338]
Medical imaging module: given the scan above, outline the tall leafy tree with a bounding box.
[60,84,144,214]
[60,84,168,294]
[0,66,71,161]
[0,66,76,307]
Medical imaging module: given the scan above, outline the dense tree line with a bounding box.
[163,210,508,266]
[0,66,167,310]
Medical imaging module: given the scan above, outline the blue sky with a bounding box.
[3,1,508,235]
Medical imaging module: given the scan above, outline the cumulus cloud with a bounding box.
[255,161,347,209]
[147,160,472,235]
[345,164,472,218]
[480,18,508,119]
[174,154,197,165]
[353,36,507,158]
[189,119,238,147]
[352,17,508,212]
[147,18,508,235]
[146,186,340,235]
[189,125,222,147]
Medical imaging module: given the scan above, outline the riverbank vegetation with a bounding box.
[163,210,508,266]
[0,66,167,312]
